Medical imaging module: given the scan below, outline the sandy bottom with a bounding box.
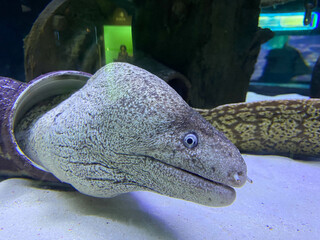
[0,154,319,240]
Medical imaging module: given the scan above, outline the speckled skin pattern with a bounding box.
[197,99,320,159]
[16,63,247,207]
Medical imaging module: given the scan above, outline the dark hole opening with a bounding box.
[167,78,188,101]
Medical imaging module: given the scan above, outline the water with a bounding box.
[0,1,320,239]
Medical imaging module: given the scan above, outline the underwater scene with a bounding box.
[0,0,320,239]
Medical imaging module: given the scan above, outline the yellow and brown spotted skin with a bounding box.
[195,99,320,159]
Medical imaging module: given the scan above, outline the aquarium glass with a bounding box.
[1,1,320,239]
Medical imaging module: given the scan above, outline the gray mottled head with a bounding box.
[21,62,247,207]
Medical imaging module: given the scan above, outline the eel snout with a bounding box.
[224,150,247,188]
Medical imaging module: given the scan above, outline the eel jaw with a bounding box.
[47,151,245,207]
[152,161,238,207]
[118,154,241,207]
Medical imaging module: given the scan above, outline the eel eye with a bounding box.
[183,133,198,149]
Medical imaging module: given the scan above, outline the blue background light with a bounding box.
[259,12,319,31]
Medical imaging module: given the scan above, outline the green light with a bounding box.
[259,12,319,31]
[103,25,133,64]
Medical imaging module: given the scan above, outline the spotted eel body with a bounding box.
[16,63,247,207]
[196,99,320,159]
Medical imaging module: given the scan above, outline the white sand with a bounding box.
[246,92,309,102]
[0,154,319,240]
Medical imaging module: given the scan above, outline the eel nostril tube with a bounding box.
[232,172,251,186]
[234,172,240,182]
[247,176,253,183]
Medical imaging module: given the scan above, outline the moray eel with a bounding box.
[197,99,320,159]
[16,63,247,207]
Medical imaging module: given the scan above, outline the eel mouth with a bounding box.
[150,154,247,190]
[171,163,236,189]
[152,158,237,207]
[119,152,240,207]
